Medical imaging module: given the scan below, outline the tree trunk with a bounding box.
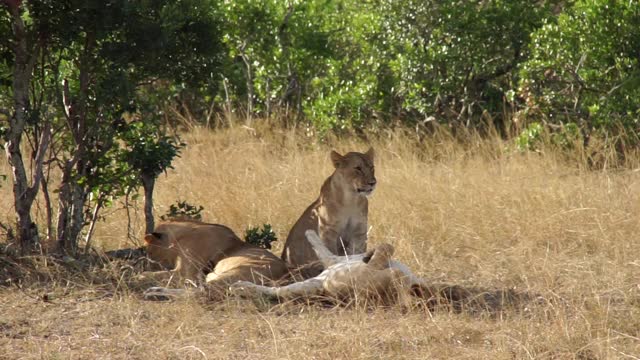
[3,3,50,253]
[55,160,89,255]
[55,33,93,254]
[141,173,156,234]
[56,161,74,252]
[69,182,87,249]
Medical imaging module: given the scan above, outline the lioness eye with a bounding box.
[355,166,362,172]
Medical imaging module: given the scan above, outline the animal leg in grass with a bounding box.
[143,287,191,301]
[204,268,274,300]
[348,222,369,255]
[363,243,394,269]
[230,278,324,299]
[388,267,415,308]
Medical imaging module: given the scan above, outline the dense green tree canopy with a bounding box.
[1,0,224,251]
[2,0,638,251]
[520,0,640,132]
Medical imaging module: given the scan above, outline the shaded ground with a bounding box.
[1,248,639,359]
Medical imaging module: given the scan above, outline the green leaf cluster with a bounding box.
[244,224,278,250]
[160,200,205,221]
[520,0,640,133]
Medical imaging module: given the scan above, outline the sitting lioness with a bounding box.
[140,219,289,297]
[281,148,376,278]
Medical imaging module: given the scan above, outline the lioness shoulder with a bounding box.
[281,148,376,277]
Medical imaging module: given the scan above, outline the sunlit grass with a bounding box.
[1,123,639,358]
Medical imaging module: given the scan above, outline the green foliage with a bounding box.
[160,200,205,221]
[244,224,277,250]
[219,1,335,118]
[520,0,640,132]
[514,122,545,152]
[551,122,582,149]
[3,0,636,141]
[302,1,384,132]
[514,121,583,152]
[378,0,553,126]
[1,0,226,250]
[120,121,185,178]
[216,0,555,132]
[18,0,221,196]
[75,120,186,208]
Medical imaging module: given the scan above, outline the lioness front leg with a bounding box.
[317,224,342,255]
[348,222,368,255]
[230,278,324,300]
[173,256,205,284]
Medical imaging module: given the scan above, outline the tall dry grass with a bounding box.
[1,123,640,359]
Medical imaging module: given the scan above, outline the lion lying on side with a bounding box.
[138,220,289,298]
[230,230,430,306]
[229,232,534,311]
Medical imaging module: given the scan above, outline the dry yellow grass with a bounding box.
[1,124,640,359]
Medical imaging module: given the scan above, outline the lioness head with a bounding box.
[330,147,376,197]
[143,232,177,269]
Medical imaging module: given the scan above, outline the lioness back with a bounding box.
[144,220,288,285]
[281,148,376,277]
[145,220,242,272]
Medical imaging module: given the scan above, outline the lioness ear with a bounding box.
[365,147,375,161]
[330,150,344,168]
[144,232,162,245]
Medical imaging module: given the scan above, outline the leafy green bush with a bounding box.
[374,0,552,128]
[514,121,582,152]
[120,121,185,180]
[160,200,205,221]
[514,122,544,152]
[244,224,278,250]
[520,0,640,134]
[209,0,561,132]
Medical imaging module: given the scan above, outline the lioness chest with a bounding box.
[316,202,367,253]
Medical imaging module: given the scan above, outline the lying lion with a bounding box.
[229,231,537,312]
[138,219,289,298]
[230,230,430,306]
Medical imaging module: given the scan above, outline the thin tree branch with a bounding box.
[24,121,51,202]
[83,200,102,253]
